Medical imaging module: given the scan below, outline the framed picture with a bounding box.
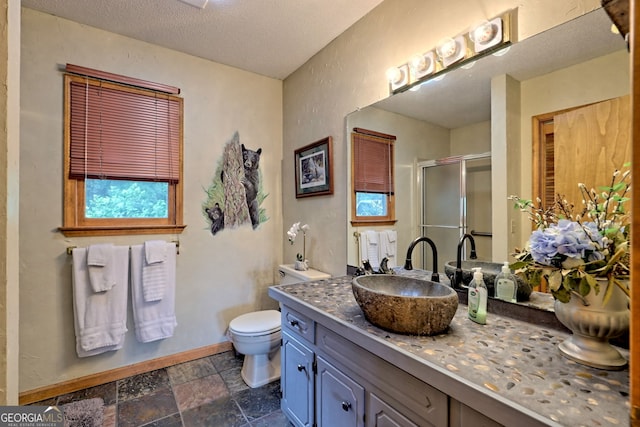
[294,136,333,198]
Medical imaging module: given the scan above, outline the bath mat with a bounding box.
[62,397,104,427]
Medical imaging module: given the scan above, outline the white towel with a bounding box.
[142,241,167,302]
[87,243,116,292]
[359,230,380,271]
[380,230,398,268]
[145,240,167,264]
[131,243,177,343]
[72,246,129,357]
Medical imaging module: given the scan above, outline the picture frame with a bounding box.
[294,136,333,198]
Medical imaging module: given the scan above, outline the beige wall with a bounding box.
[20,9,282,392]
[282,0,602,276]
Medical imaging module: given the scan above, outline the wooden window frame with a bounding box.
[59,67,186,237]
[350,128,396,227]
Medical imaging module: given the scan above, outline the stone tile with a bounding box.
[145,413,184,427]
[181,396,246,427]
[219,366,249,395]
[233,381,281,422]
[173,374,229,412]
[249,410,292,427]
[209,351,244,373]
[56,382,117,406]
[102,404,116,427]
[117,387,179,427]
[167,358,216,386]
[117,369,171,402]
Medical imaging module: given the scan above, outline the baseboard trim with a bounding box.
[19,341,233,405]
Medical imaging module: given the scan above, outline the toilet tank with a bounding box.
[278,264,331,285]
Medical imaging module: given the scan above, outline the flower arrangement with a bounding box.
[509,165,631,304]
[287,222,309,263]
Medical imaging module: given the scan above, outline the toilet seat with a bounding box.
[229,310,281,336]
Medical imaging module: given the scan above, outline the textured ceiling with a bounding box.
[21,0,385,80]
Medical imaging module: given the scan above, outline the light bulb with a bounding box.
[461,61,476,70]
[436,38,457,59]
[492,45,511,57]
[469,21,495,44]
[386,67,403,84]
[410,55,427,73]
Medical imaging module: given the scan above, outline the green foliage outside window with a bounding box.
[356,192,387,217]
[85,179,168,218]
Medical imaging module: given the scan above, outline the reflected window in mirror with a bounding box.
[351,128,396,226]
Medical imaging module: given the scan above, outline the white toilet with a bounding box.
[228,309,282,388]
[228,264,331,388]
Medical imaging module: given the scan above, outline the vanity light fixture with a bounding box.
[385,9,515,95]
[386,64,410,92]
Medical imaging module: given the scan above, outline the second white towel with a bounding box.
[142,240,168,302]
[131,243,177,343]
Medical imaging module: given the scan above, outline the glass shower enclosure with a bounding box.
[416,153,492,275]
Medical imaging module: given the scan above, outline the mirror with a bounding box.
[346,8,629,288]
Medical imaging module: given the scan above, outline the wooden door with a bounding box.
[553,95,631,210]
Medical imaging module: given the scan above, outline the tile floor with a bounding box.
[31,351,292,427]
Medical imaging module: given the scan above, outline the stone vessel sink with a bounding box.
[352,275,458,336]
[443,260,532,301]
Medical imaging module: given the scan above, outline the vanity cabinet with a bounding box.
[280,304,448,427]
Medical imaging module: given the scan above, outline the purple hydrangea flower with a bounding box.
[528,220,605,266]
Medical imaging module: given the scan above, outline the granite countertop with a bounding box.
[269,275,630,427]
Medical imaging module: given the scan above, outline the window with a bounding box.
[350,128,396,226]
[60,64,185,237]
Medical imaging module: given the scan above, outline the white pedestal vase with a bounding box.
[553,279,629,370]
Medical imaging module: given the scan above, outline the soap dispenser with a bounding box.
[468,267,488,325]
[495,262,518,303]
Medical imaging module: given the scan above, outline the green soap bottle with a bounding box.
[468,267,487,325]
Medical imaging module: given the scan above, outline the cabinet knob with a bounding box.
[289,320,299,327]
[341,401,352,411]
[297,364,306,372]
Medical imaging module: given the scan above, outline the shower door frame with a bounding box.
[416,152,491,272]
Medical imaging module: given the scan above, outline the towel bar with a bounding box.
[470,230,492,237]
[67,241,180,255]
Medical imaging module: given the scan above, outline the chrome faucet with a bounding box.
[454,233,477,288]
[403,236,439,282]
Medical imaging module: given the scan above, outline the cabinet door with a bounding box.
[281,332,314,427]
[367,393,419,427]
[316,355,365,427]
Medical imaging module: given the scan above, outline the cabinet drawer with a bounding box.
[316,325,447,427]
[282,305,315,344]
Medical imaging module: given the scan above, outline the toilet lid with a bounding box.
[229,310,281,335]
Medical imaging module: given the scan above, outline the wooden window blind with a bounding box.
[68,77,182,183]
[61,65,185,237]
[352,128,395,194]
